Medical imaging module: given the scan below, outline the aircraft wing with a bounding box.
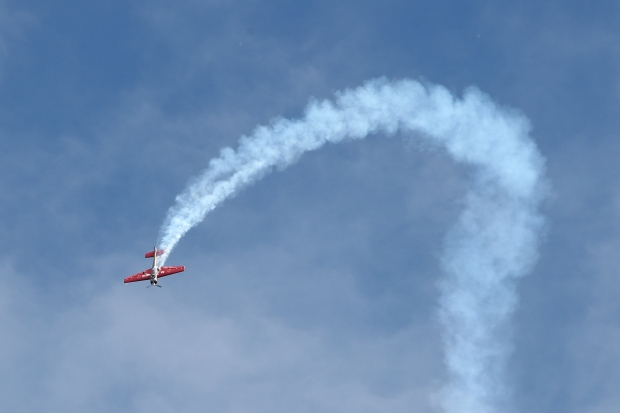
[124,269,151,284]
[158,266,185,278]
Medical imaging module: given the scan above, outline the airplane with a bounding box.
[124,247,185,287]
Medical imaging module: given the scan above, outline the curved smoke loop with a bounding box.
[158,78,546,413]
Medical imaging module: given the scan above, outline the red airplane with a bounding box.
[124,247,185,287]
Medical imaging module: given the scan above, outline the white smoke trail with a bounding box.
[158,78,546,413]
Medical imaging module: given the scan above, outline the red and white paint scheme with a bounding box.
[124,247,185,287]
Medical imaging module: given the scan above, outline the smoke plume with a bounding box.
[158,78,546,413]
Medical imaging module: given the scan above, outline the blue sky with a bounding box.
[1,1,619,412]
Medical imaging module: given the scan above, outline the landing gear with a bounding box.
[148,280,162,288]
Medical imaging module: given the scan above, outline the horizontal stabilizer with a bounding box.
[145,249,165,258]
